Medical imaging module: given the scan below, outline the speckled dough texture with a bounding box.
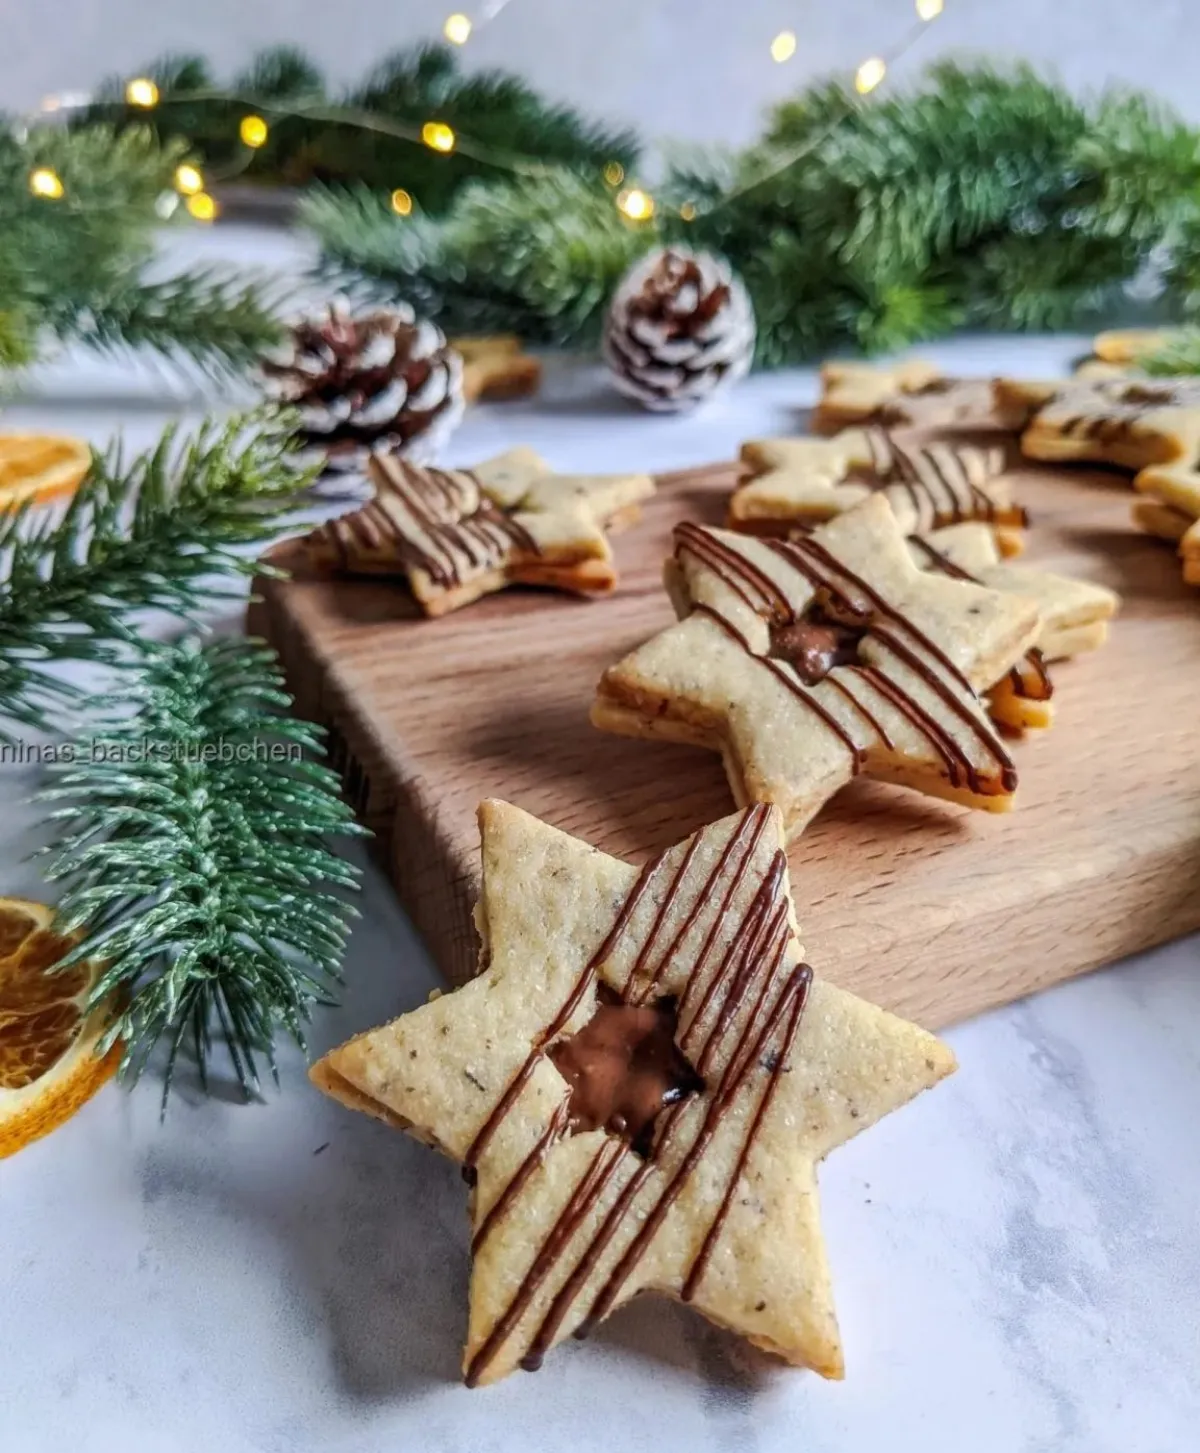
[312,800,955,1385]
[593,495,1041,838]
[814,361,1022,434]
[1133,464,1200,584]
[908,522,1118,730]
[997,376,1200,471]
[305,446,655,615]
[911,523,1116,659]
[732,427,1024,554]
[997,376,1200,585]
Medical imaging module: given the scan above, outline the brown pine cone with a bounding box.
[261,302,464,484]
[603,247,756,413]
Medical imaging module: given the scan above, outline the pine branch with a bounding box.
[39,635,364,1108]
[43,267,286,379]
[1163,217,1200,320]
[0,410,314,737]
[0,123,285,379]
[0,307,37,370]
[81,42,639,209]
[301,62,1200,362]
[304,173,656,344]
[0,124,182,310]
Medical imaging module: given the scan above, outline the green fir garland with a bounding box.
[0,123,283,378]
[304,62,1200,365]
[79,43,640,214]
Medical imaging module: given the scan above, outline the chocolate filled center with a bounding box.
[548,987,704,1159]
[769,592,874,685]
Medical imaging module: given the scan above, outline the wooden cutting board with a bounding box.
[248,456,1200,1028]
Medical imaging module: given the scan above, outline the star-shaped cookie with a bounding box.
[1132,461,1200,585]
[1090,328,1178,365]
[908,524,1118,730]
[1071,359,1137,381]
[997,376,1200,471]
[453,335,542,403]
[815,361,1019,434]
[312,798,955,1385]
[733,427,1026,555]
[1072,328,1177,379]
[592,495,1041,838]
[305,446,655,616]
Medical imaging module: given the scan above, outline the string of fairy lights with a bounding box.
[21,0,947,227]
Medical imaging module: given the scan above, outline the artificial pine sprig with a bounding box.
[0,123,283,378]
[302,171,649,344]
[0,410,315,737]
[39,268,287,382]
[40,634,364,1108]
[303,62,1200,363]
[80,42,639,212]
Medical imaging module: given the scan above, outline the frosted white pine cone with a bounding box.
[261,301,464,497]
[603,247,756,413]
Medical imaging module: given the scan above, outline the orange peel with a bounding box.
[0,433,91,511]
[0,898,119,1159]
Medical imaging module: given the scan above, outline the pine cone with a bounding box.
[261,302,464,488]
[603,247,756,413]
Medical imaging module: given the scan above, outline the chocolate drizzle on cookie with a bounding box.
[867,431,1024,532]
[309,454,540,589]
[673,522,1018,797]
[908,536,1052,704]
[1054,380,1200,442]
[463,805,813,1385]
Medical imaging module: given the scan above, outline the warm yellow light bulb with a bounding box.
[186,192,218,222]
[422,121,456,154]
[29,168,64,200]
[390,188,414,216]
[125,77,159,108]
[603,160,625,187]
[770,30,797,63]
[855,57,887,95]
[29,167,64,200]
[915,0,944,16]
[617,187,655,222]
[443,12,473,43]
[679,201,697,222]
[174,163,204,195]
[239,115,269,149]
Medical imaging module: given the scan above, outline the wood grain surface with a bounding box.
[248,452,1200,1028]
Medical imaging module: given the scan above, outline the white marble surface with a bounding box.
[2,225,1199,1453]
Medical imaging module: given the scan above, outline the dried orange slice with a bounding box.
[0,898,120,1159]
[0,433,91,511]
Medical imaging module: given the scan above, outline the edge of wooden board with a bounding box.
[248,545,1200,1031]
